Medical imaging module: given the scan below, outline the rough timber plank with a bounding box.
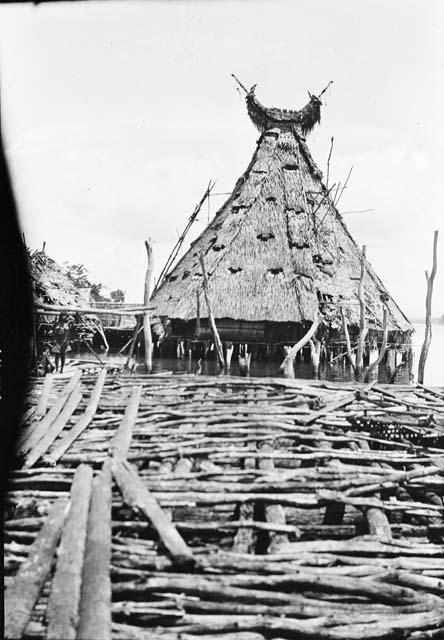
[4,498,70,639]
[46,368,107,464]
[46,464,93,640]
[18,370,82,455]
[112,458,195,566]
[34,373,54,419]
[109,385,141,459]
[23,386,82,468]
[77,459,112,640]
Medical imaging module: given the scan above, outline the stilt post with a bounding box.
[418,230,438,384]
[199,252,225,370]
[143,239,154,373]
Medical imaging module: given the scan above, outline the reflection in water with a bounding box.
[75,352,402,383]
[72,324,443,385]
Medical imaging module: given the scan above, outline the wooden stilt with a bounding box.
[279,312,322,378]
[225,341,234,370]
[143,239,154,373]
[125,316,142,369]
[418,230,438,384]
[199,252,225,370]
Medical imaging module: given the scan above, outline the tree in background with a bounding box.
[110,289,126,303]
[63,262,92,289]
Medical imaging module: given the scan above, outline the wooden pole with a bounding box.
[125,316,142,369]
[35,302,154,316]
[195,289,201,337]
[355,245,367,381]
[364,306,388,383]
[340,307,356,373]
[143,239,154,373]
[118,325,143,355]
[418,230,438,384]
[199,252,225,370]
[278,312,322,378]
[309,338,322,377]
[153,181,215,293]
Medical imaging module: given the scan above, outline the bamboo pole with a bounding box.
[199,252,225,370]
[143,240,154,373]
[418,230,438,384]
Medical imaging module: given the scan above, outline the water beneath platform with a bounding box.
[74,351,405,384]
[72,322,444,385]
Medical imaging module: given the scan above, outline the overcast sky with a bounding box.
[0,0,443,318]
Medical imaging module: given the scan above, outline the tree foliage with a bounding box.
[110,289,125,303]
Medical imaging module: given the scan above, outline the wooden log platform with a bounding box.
[4,369,444,639]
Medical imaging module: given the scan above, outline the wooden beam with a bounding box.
[35,302,154,316]
[4,498,70,639]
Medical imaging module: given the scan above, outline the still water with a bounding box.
[77,322,443,385]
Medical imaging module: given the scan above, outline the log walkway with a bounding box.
[4,368,444,639]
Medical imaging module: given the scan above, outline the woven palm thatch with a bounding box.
[151,88,412,338]
[28,250,79,306]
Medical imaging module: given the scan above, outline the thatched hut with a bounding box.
[150,86,413,361]
[29,249,80,307]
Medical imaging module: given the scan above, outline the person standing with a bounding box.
[50,313,73,373]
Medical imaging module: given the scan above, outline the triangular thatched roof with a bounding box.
[151,86,412,335]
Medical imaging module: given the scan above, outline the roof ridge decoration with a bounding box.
[232,74,333,135]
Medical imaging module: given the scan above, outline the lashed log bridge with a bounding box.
[5,369,444,639]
